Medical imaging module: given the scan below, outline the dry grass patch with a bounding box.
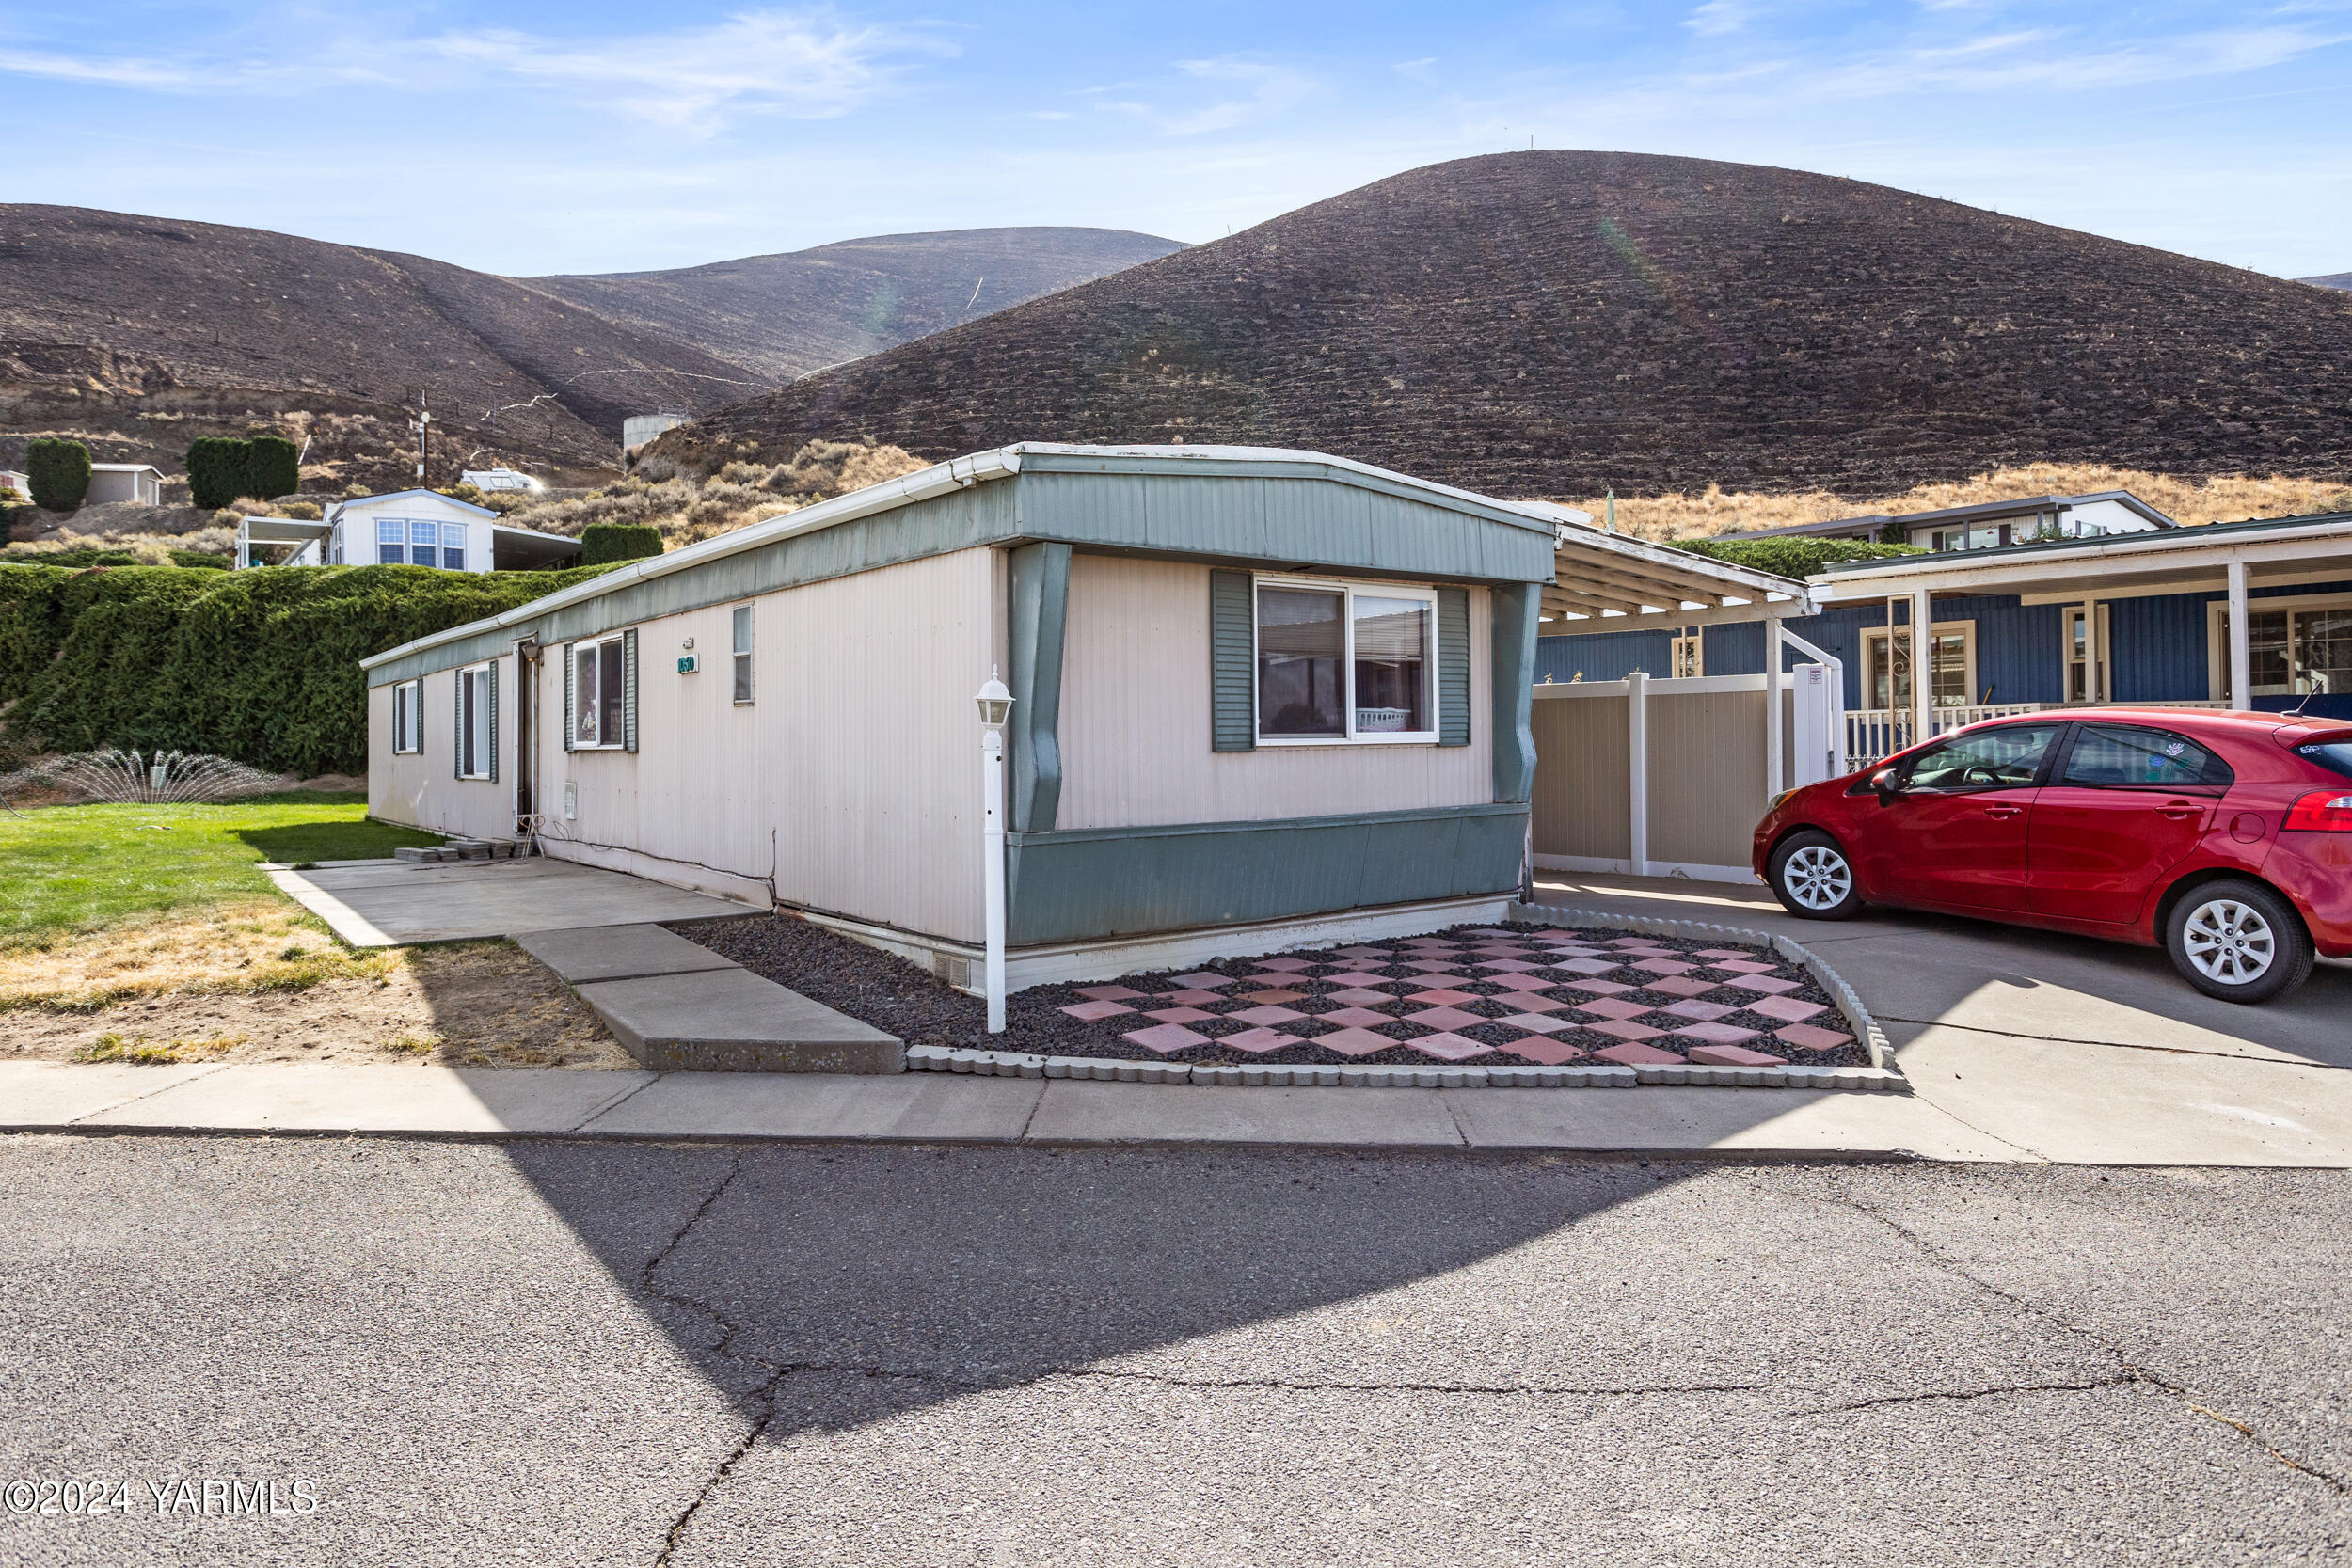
[1575,463,2352,543]
[0,902,400,1012]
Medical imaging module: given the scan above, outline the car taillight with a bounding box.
[2281,790,2352,832]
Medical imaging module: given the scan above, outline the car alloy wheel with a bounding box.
[2180,897,2276,986]
[1783,845,1852,911]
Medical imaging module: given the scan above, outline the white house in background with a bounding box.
[86,464,167,507]
[1716,490,2177,555]
[233,489,580,571]
[0,468,28,499]
[462,467,547,494]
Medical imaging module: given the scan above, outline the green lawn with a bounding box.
[1,791,445,947]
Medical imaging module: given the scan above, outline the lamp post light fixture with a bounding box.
[975,672,1014,1032]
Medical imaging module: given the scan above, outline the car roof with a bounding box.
[1969,708,2350,741]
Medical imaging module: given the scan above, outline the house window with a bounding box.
[440,521,468,573]
[1864,622,1974,709]
[1670,632,1703,679]
[573,636,628,748]
[731,606,754,704]
[410,520,441,569]
[456,665,492,779]
[1254,577,1436,743]
[2216,595,2352,701]
[376,519,405,565]
[2065,605,2111,703]
[391,679,421,753]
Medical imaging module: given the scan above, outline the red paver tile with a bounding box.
[1311,1026,1397,1057]
[1058,1000,1136,1022]
[1592,1040,1681,1063]
[1144,1006,1218,1024]
[1585,1020,1667,1043]
[1218,1026,1297,1053]
[1744,995,1828,1023]
[1641,975,1719,999]
[1475,958,1544,972]
[1403,1006,1486,1030]
[1660,1000,1737,1022]
[1255,957,1315,972]
[1713,959,1779,974]
[1323,987,1398,1006]
[1776,1024,1854,1053]
[1549,958,1623,976]
[1243,970,1304,983]
[1315,970,1391,987]
[1406,988,1481,1006]
[1485,972,1558,993]
[1161,989,1227,1006]
[1073,985,1147,1001]
[1407,1032,1495,1061]
[1229,1005,1305,1026]
[1165,973,1233,990]
[1629,958,1694,975]
[1689,1043,1789,1067]
[1332,945,1390,959]
[1724,976,1804,996]
[1690,948,1753,962]
[1122,1022,1207,1053]
[1564,979,1634,997]
[1507,995,1574,1014]
[1244,988,1308,1004]
[1316,1006,1395,1027]
[1671,1022,1764,1046]
[1495,1011,1574,1034]
[1575,997,1653,1021]
[1504,1038,1587,1065]
[1404,958,1465,972]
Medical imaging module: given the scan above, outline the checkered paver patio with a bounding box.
[1031,924,1857,1069]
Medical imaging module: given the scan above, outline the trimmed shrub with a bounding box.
[246,435,300,501]
[580,522,663,565]
[27,439,92,512]
[0,561,624,775]
[1668,535,1923,581]
[187,436,299,509]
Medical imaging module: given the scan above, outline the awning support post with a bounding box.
[1910,587,1933,746]
[1764,614,1784,804]
[1627,670,1649,879]
[2226,560,2252,710]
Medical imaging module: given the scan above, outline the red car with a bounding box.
[1754,708,2352,1003]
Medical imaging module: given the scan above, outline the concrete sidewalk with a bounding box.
[0,1060,2019,1159]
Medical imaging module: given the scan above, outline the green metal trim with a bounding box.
[1489,581,1539,803]
[1003,803,1528,946]
[1209,568,1256,752]
[622,627,639,754]
[1007,541,1070,833]
[1436,586,1470,747]
[1010,450,1559,539]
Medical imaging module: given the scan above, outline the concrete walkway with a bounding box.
[267,856,759,946]
[1533,871,2352,1166]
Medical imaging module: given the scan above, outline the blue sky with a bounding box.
[5,2,2347,277]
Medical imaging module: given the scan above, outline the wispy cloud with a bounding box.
[1089,55,1318,136]
[0,47,194,87]
[1684,2,1755,38]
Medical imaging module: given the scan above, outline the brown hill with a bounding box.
[0,204,770,489]
[2303,273,2352,292]
[530,228,1185,382]
[652,151,2352,497]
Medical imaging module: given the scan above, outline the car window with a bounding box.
[1900,724,2064,791]
[2295,740,2352,781]
[2062,725,2231,788]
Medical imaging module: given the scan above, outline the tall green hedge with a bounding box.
[0,561,623,776]
[1668,535,1924,580]
[580,523,663,566]
[187,436,300,510]
[26,439,91,512]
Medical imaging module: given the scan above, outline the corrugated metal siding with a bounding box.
[2110,594,2210,702]
[1056,554,1493,830]
[1534,628,1672,684]
[1529,691,1630,860]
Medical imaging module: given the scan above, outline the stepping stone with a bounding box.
[1405,988,1480,1006]
[1592,1041,1682,1064]
[1745,995,1828,1023]
[1714,959,1780,974]
[1244,988,1308,1004]
[1322,988,1396,1006]
[1630,958,1694,975]
[1776,1024,1855,1053]
[1311,1026,1396,1057]
[514,923,740,986]
[1228,1005,1305,1026]
[1724,976,1804,996]
[1688,1043,1789,1067]
[1332,945,1390,959]
[1074,985,1148,1001]
[1549,958,1622,976]
[1494,1011,1574,1034]
[1123,1022,1209,1053]
[1407,1033,1493,1061]
[1402,1006,1484,1030]
[1219,1027,1296,1053]
[1059,1000,1136,1022]
[1506,995,1573,1014]
[577,968,901,1074]
[1475,959,1544,972]
[1504,1038,1587,1066]
[1641,975,1719,999]
[1143,1006,1217,1024]
[1585,1021,1667,1043]
[1576,998,1652,1021]
[1317,1006,1395,1027]
[1485,972,1558,993]
[1565,979,1635,998]
[1672,1022,1765,1047]
[1404,958,1465,972]
[1254,957,1316,972]
[1161,989,1227,1006]
[1165,972,1234,990]
[1690,949,1753,962]
[1660,1000,1737,1022]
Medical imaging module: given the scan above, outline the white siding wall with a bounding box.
[367,653,520,842]
[531,546,999,943]
[1056,554,1494,831]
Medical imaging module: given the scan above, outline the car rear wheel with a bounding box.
[1768,830,1862,921]
[2166,879,2314,1004]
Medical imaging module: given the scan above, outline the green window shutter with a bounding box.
[453,670,465,779]
[1210,569,1255,752]
[488,661,501,785]
[622,629,639,754]
[1437,586,1470,746]
[563,644,576,752]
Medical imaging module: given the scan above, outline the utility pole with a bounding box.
[412,389,432,483]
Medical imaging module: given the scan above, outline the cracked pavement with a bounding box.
[2,1135,2345,1564]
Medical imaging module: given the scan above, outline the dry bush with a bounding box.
[495,441,925,550]
[1577,464,2352,543]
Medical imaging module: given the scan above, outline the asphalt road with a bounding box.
[1,1135,2344,1566]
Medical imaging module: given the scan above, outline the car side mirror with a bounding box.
[1870,768,1901,801]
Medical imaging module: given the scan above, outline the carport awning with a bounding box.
[1534,511,1819,628]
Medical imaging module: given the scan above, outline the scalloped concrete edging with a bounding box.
[905,906,1908,1094]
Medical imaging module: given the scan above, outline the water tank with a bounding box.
[622,410,690,454]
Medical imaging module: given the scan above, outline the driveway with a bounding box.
[1534,872,2352,1165]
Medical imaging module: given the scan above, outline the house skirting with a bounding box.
[1533,853,1763,887]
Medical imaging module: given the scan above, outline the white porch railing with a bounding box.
[1844,700,2232,770]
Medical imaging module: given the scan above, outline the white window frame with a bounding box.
[456,663,493,780]
[2207,590,2352,702]
[391,679,422,754]
[1670,630,1704,679]
[731,604,755,705]
[572,634,628,750]
[1862,619,1978,709]
[1252,573,1440,747]
[2063,604,2113,704]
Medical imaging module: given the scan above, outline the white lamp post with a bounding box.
[974,672,1014,1032]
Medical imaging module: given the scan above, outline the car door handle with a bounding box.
[1983,803,2024,819]
[2158,802,2202,820]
